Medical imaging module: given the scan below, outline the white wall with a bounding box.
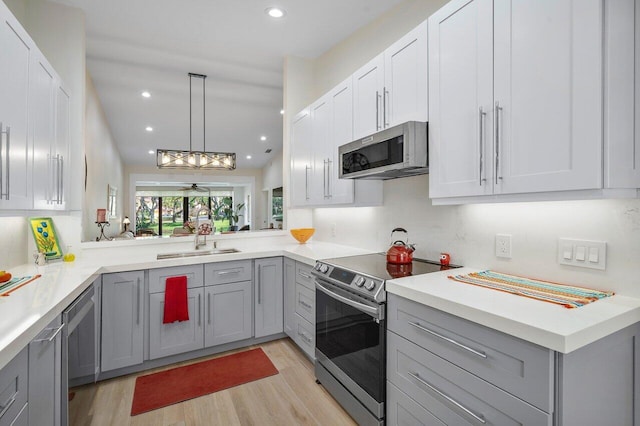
[285,0,640,298]
[84,73,125,241]
[262,149,283,191]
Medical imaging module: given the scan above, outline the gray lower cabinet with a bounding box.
[28,316,63,426]
[8,403,27,426]
[204,281,252,347]
[149,288,205,359]
[283,261,316,359]
[101,271,144,372]
[254,257,284,338]
[0,347,28,426]
[283,258,296,337]
[68,277,100,384]
[387,294,640,426]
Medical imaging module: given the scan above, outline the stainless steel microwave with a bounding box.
[338,121,428,180]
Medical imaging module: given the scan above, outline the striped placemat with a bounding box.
[448,271,614,309]
[0,275,41,296]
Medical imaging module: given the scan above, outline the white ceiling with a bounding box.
[50,0,404,169]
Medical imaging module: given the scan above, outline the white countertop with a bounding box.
[0,236,371,370]
[386,267,640,354]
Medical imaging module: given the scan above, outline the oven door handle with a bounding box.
[315,280,381,318]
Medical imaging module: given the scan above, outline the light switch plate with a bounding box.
[558,238,606,270]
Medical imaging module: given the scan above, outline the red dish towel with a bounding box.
[163,276,189,324]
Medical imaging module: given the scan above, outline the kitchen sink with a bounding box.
[156,248,240,260]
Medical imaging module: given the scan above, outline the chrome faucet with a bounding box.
[193,206,212,250]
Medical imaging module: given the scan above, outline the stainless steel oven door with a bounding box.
[315,278,385,419]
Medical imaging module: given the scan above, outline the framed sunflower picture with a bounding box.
[29,217,63,260]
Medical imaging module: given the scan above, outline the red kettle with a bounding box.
[386,228,415,264]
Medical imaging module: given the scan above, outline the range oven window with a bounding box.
[342,136,404,174]
[315,289,385,403]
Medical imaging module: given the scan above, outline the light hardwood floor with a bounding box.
[69,338,357,426]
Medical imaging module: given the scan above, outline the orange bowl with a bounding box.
[290,228,315,243]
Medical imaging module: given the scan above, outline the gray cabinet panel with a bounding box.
[388,332,551,426]
[204,281,252,347]
[283,258,296,338]
[68,299,95,380]
[149,288,205,359]
[556,323,640,426]
[28,315,62,426]
[254,257,284,338]
[295,262,315,290]
[388,294,553,412]
[0,347,27,426]
[205,260,252,285]
[387,381,445,426]
[294,282,314,324]
[293,314,315,359]
[101,271,144,371]
[8,403,26,426]
[149,264,204,293]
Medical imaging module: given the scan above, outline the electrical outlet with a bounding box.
[331,223,336,237]
[495,234,512,258]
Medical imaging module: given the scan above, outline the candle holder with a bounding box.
[96,222,113,241]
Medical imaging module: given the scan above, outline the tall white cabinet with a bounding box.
[0,5,32,210]
[429,0,606,200]
[0,0,70,211]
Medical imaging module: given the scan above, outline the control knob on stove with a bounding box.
[364,280,376,291]
[314,263,321,271]
[354,276,365,287]
[319,264,329,274]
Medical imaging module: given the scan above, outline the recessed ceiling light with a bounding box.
[141,91,151,98]
[148,150,154,155]
[280,109,285,115]
[246,155,252,159]
[145,126,153,132]
[260,136,267,141]
[266,7,285,18]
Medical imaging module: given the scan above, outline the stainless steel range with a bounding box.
[312,253,459,426]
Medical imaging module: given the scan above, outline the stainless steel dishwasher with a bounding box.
[61,284,96,426]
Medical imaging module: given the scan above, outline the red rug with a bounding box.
[131,348,278,415]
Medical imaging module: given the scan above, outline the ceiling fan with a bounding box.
[179,183,210,193]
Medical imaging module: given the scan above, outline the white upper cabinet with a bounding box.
[429,0,610,202]
[0,3,33,210]
[290,110,313,207]
[328,80,357,204]
[310,95,331,204]
[353,21,428,140]
[32,55,56,210]
[428,0,493,198]
[604,0,640,189]
[353,54,385,139]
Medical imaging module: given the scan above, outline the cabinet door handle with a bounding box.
[58,155,64,204]
[323,159,328,198]
[305,165,311,200]
[299,300,313,310]
[408,321,487,358]
[33,323,64,343]
[0,394,16,420]
[408,372,486,424]
[136,278,141,325]
[207,292,211,324]
[479,107,487,186]
[326,159,332,197]
[495,102,503,184]
[217,269,239,276]
[0,124,10,201]
[375,91,382,131]
[298,331,312,344]
[298,272,312,280]
[198,293,201,327]
[384,88,390,127]
[258,265,262,305]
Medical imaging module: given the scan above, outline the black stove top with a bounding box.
[313,253,461,303]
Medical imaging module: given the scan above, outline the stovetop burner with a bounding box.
[313,253,461,304]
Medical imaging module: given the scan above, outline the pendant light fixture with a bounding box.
[156,73,236,170]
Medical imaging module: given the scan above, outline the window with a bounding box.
[135,189,234,236]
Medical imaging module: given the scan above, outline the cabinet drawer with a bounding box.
[388,295,553,412]
[294,314,315,359]
[149,264,203,293]
[294,282,314,324]
[295,262,315,289]
[205,260,252,285]
[387,381,445,426]
[0,347,27,426]
[388,332,551,426]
